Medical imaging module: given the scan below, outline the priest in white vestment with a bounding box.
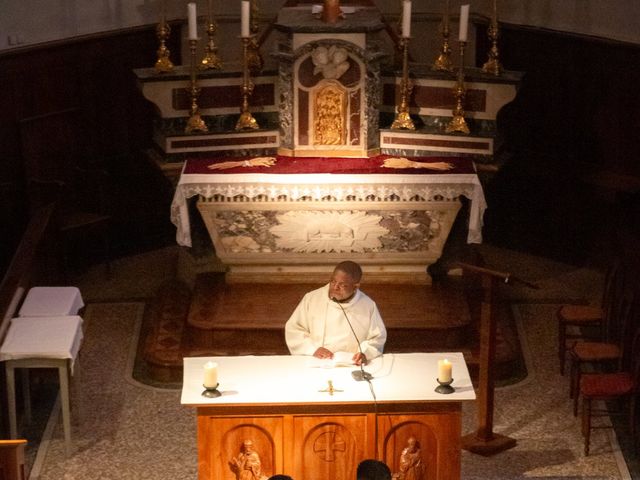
[285,261,387,365]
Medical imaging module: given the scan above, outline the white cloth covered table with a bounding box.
[0,316,84,367]
[18,286,84,317]
[181,352,475,406]
[171,169,487,248]
[0,315,84,455]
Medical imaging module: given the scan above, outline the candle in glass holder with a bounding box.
[401,0,412,38]
[458,4,469,42]
[203,361,218,388]
[241,0,250,37]
[187,2,198,40]
[437,359,452,382]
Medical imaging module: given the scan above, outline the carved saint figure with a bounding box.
[392,437,424,480]
[229,439,268,480]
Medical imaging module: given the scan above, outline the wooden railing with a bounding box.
[0,203,57,341]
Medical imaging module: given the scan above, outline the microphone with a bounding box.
[331,297,373,382]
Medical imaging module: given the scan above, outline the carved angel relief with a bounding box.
[311,45,350,80]
[229,439,268,480]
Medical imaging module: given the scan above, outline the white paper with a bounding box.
[308,351,355,368]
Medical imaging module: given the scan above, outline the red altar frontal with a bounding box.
[171,155,486,284]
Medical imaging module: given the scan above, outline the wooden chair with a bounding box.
[569,286,638,416]
[27,165,112,277]
[0,439,27,480]
[580,324,640,455]
[557,260,620,375]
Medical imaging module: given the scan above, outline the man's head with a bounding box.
[356,459,391,480]
[242,440,254,453]
[329,261,362,302]
[407,437,418,451]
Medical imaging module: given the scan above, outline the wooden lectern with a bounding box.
[457,262,519,456]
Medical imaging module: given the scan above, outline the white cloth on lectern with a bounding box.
[285,284,387,361]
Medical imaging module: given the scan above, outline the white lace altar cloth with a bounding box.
[171,168,487,247]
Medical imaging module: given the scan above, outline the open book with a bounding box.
[308,351,356,368]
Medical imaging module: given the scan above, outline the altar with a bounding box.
[171,155,486,283]
[181,353,475,480]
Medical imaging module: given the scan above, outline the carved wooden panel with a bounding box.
[196,404,463,480]
[379,412,461,480]
[198,415,283,480]
[292,415,369,480]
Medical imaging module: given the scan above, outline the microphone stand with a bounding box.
[331,297,373,382]
[331,296,379,453]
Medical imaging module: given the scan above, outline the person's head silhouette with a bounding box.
[356,459,391,480]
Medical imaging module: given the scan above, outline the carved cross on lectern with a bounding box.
[318,380,343,396]
[314,431,346,461]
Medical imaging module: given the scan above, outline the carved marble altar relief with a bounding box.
[198,205,455,256]
[196,198,461,283]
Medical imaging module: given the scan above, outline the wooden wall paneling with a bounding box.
[0,25,183,272]
[0,182,28,274]
[18,107,85,183]
[479,23,640,260]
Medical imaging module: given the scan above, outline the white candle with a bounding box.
[187,2,198,40]
[203,361,218,388]
[438,359,452,382]
[241,0,250,38]
[401,0,412,38]
[458,4,469,42]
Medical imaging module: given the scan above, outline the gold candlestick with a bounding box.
[235,36,259,131]
[154,20,174,73]
[482,1,503,76]
[185,40,208,134]
[391,37,415,130]
[445,41,470,134]
[247,0,263,74]
[200,0,222,70]
[432,0,453,72]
